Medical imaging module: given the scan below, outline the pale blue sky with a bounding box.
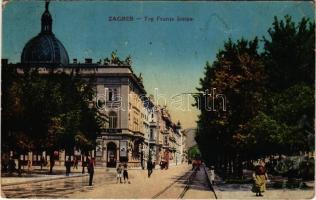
[2,1,314,128]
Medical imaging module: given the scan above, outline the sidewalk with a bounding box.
[204,167,315,199]
[1,165,107,186]
[1,163,186,187]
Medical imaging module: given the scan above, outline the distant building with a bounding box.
[183,128,197,149]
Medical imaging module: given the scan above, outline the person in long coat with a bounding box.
[147,159,153,178]
[65,157,71,176]
[252,160,269,197]
[88,157,95,186]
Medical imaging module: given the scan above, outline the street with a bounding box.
[1,164,216,198]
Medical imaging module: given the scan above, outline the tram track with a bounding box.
[152,165,218,199]
[152,168,198,199]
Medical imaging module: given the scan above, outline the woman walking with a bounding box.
[123,163,130,184]
[252,160,269,197]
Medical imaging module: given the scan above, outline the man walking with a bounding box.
[147,159,153,178]
[65,157,71,176]
[88,157,95,186]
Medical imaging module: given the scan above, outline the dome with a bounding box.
[21,34,69,66]
[21,1,69,66]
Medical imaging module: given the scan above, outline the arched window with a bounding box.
[109,111,118,129]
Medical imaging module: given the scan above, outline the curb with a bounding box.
[203,165,218,199]
[2,173,89,187]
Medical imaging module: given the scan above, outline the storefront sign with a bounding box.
[103,129,122,133]
[96,145,103,156]
[120,141,128,157]
[103,135,123,140]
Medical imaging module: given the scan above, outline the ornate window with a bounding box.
[109,111,118,129]
[164,136,168,145]
[107,88,119,102]
[150,129,154,140]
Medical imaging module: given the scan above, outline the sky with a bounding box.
[2,1,315,129]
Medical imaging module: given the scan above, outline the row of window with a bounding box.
[109,111,117,129]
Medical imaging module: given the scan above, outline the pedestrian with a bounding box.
[147,159,153,178]
[123,163,130,184]
[252,159,269,197]
[88,157,95,186]
[65,157,71,176]
[160,161,164,170]
[196,159,201,171]
[49,156,55,174]
[2,156,8,172]
[40,156,45,171]
[8,157,16,175]
[27,159,32,173]
[17,158,22,176]
[73,157,78,170]
[116,164,123,183]
[192,160,196,170]
[82,157,88,174]
[210,166,215,185]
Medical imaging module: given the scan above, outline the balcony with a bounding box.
[102,128,122,133]
[106,101,121,108]
[149,121,157,127]
[163,142,169,148]
[149,138,156,143]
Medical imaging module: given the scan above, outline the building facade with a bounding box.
[3,1,185,168]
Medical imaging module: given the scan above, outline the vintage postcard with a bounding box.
[1,0,315,199]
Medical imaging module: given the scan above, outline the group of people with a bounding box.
[115,159,156,184]
[65,156,95,186]
[116,163,130,184]
[2,157,17,175]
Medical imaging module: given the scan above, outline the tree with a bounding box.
[195,38,266,177]
[188,145,201,160]
[261,16,315,155]
[2,67,102,174]
[263,15,315,91]
[195,17,315,179]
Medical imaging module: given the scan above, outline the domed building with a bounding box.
[3,1,185,169]
[21,1,69,66]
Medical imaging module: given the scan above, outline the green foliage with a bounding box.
[195,37,266,166]
[263,15,315,90]
[188,145,201,159]
[2,69,101,155]
[194,15,315,177]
